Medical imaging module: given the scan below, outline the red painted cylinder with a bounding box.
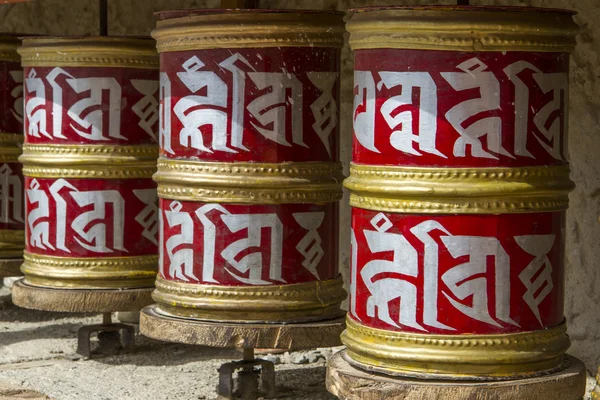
[343,6,579,379]
[0,36,25,278]
[151,9,346,323]
[17,37,159,290]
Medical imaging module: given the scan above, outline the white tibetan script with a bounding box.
[352,213,556,331]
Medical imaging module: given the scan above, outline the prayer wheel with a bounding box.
[147,9,346,324]
[327,6,585,399]
[12,37,159,311]
[0,36,25,278]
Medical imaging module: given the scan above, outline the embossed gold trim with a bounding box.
[347,7,579,52]
[21,144,158,164]
[155,159,343,204]
[153,275,346,323]
[342,317,570,379]
[21,252,158,289]
[0,134,23,162]
[153,11,345,52]
[0,229,25,245]
[20,144,158,178]
[0,133,23,144]
[23,165,157,179]
[345,163,573,214]
[0,229,24,259]
[0,149,20,163]
[18,37,159,68]
[0,36,21,62]
[0,250,23,260]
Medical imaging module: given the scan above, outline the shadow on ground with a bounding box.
[275,366,336,399]
[93,335,243,367]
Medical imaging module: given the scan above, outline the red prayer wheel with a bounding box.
[13,37,159,309]
[149,9,346,323]
[342,6,579,379]
[0,36,25,278]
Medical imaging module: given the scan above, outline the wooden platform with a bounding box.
[140,303,345,350]
[326,350,587,400]
[11,279,154,313]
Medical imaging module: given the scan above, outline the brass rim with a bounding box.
[0,229,25,259]
[345,164,573,214]
[155,159,343,204]
[23,165,157,179]
[0,230,24,245]
[21,252,158,289]
[152,275,347,323]
[347,7,579,52]
[0,135,22,162]
[342,317,570,378]
[153,11,345,52]
[19,37,159,68]
[20,144,158,179]
[0,36,21,62]
[0,133,23,144]
[0,150,21,163]
[21,144,158,164]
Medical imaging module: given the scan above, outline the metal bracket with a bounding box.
[76,313,135,358]
[218,348,276,400]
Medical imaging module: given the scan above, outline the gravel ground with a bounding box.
[0,286,339,400]
[0,285,597,400]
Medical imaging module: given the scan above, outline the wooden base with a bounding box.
[326,350,587,400]
[140,303,345,350]
[0,258,22,279]
[11,279,154,313]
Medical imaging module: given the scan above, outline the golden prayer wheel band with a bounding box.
[0,230,24,251]
[152,10,346,52]
[0,133,23,145]
[345,163,574,214]
[21,252,158,289]
[152,275,347,323]
[0,147,21,162]
[20,144,158,179]
[18,36,159,68]
[0,135,23,162]
[0,249,24,258]
[20,144,159,164]
[0,36,24,273]
[155,159,343,204]
[0,230,25,259]
[346,6,579,52]
[22,165,156,179]
[342,317,570,380]
[0,35,21,61]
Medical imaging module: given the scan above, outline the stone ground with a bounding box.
[0,286,339,400]
[0,284,597,399]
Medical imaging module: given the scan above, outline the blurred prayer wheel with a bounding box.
[144,9,346,326]
[12,37,159,311]
[327,6,586,400]
[0,36,25,278]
